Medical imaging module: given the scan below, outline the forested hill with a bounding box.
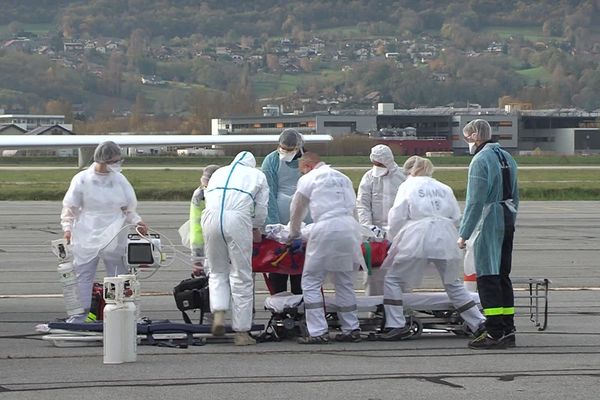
[3,1,597,39]
[2,0,600,133]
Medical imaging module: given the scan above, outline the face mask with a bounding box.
[107,161,123,174]
[278,149,296,162]
[468,142,477,154]
[372,165,388,178]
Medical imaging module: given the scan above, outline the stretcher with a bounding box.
[259,291,481,341]
[40,320,265,348]
[252,238,550,341]
[252,238,480,341]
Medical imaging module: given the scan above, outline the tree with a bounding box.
[106,52,124,96]
[266,54,279,71]
[127,29,148,71]
[129,94,147,129]
[45,99,73,123]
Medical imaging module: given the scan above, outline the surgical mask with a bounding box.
[468,142,477,154]
[278,149,296,162]
[372,165,388,178]
[107,161,123,174]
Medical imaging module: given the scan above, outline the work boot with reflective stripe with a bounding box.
[501,329,516,347]
[468,331,508,350]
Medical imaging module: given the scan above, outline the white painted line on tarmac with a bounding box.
[3,287,599,299]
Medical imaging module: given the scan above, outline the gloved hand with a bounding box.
[289,238,303,253]
[192,261,204,277]
[370,225,384,239]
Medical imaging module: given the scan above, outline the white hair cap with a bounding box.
[463,119,492,141]
[404,155,434,177]
[279,129,304,148]
[200,164,220,186]
[370,144,395,169]
[93,141,122,163]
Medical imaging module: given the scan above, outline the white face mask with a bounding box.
[278,149,296,162]
[107,161,123,174]
[372,165,388,178]
[468,142,477,154]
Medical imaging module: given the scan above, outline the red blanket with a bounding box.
[251,238,389,275]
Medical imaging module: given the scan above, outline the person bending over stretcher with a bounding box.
[288,152,364,344]
[380,156,486,341]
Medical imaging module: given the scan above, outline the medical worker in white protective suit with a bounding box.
[380,156,485,340]
[288,152,364,344]
[356,144,406,295]
[60,141,148,323]
[202,151,269,346]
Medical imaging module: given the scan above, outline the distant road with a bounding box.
[2,165,600,171]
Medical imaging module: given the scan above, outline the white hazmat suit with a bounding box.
[356,144,406,296]
[289,162,363,338]
[383,175,485,333]
[202,152,269,332]
[60,163,142,321]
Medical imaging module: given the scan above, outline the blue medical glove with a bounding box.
[289,238,303,253]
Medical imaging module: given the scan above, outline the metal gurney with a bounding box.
[260,291,482,341]
[252,238,481,341]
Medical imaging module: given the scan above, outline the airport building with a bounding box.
[212,107,377,138]
[212,103,600,155]
[0,114,72,131]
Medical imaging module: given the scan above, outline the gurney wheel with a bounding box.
[407,316,423,339]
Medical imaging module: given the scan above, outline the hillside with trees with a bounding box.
[1,0,600,133]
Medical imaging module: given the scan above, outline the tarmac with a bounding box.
[0,201,599,399]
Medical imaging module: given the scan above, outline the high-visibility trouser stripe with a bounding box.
[304,302,324,310]
[456,300,477,314]
[383,298,403,306]
[483,307,504,316]
[502,307,515,316]
[335,304,358,313]
[86,312,97,322]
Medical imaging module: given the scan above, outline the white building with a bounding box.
[0,114,72,131]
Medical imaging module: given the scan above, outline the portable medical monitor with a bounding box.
[127,242,155,265]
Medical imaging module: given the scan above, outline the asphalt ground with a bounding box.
[0,201,599,399]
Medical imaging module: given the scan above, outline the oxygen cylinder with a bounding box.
[103,302,137,364]
[57,262,84,316]
[103,277,137,364]
[119,274,141,322]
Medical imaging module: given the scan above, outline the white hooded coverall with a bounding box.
[202,152,269,332]
[60,164,142,318]
[382,176,485,332]
[356,144,406,296]
[289,163,363,337]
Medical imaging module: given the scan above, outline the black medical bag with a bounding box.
[173,275,210,324]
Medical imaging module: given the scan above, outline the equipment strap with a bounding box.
[364,241,372,276]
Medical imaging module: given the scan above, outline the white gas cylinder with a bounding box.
[57,262,85,316]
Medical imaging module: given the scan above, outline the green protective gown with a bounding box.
[261,150,300,225]
[458,143,519,276]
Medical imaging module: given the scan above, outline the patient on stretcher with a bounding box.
[253,226,482,341]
